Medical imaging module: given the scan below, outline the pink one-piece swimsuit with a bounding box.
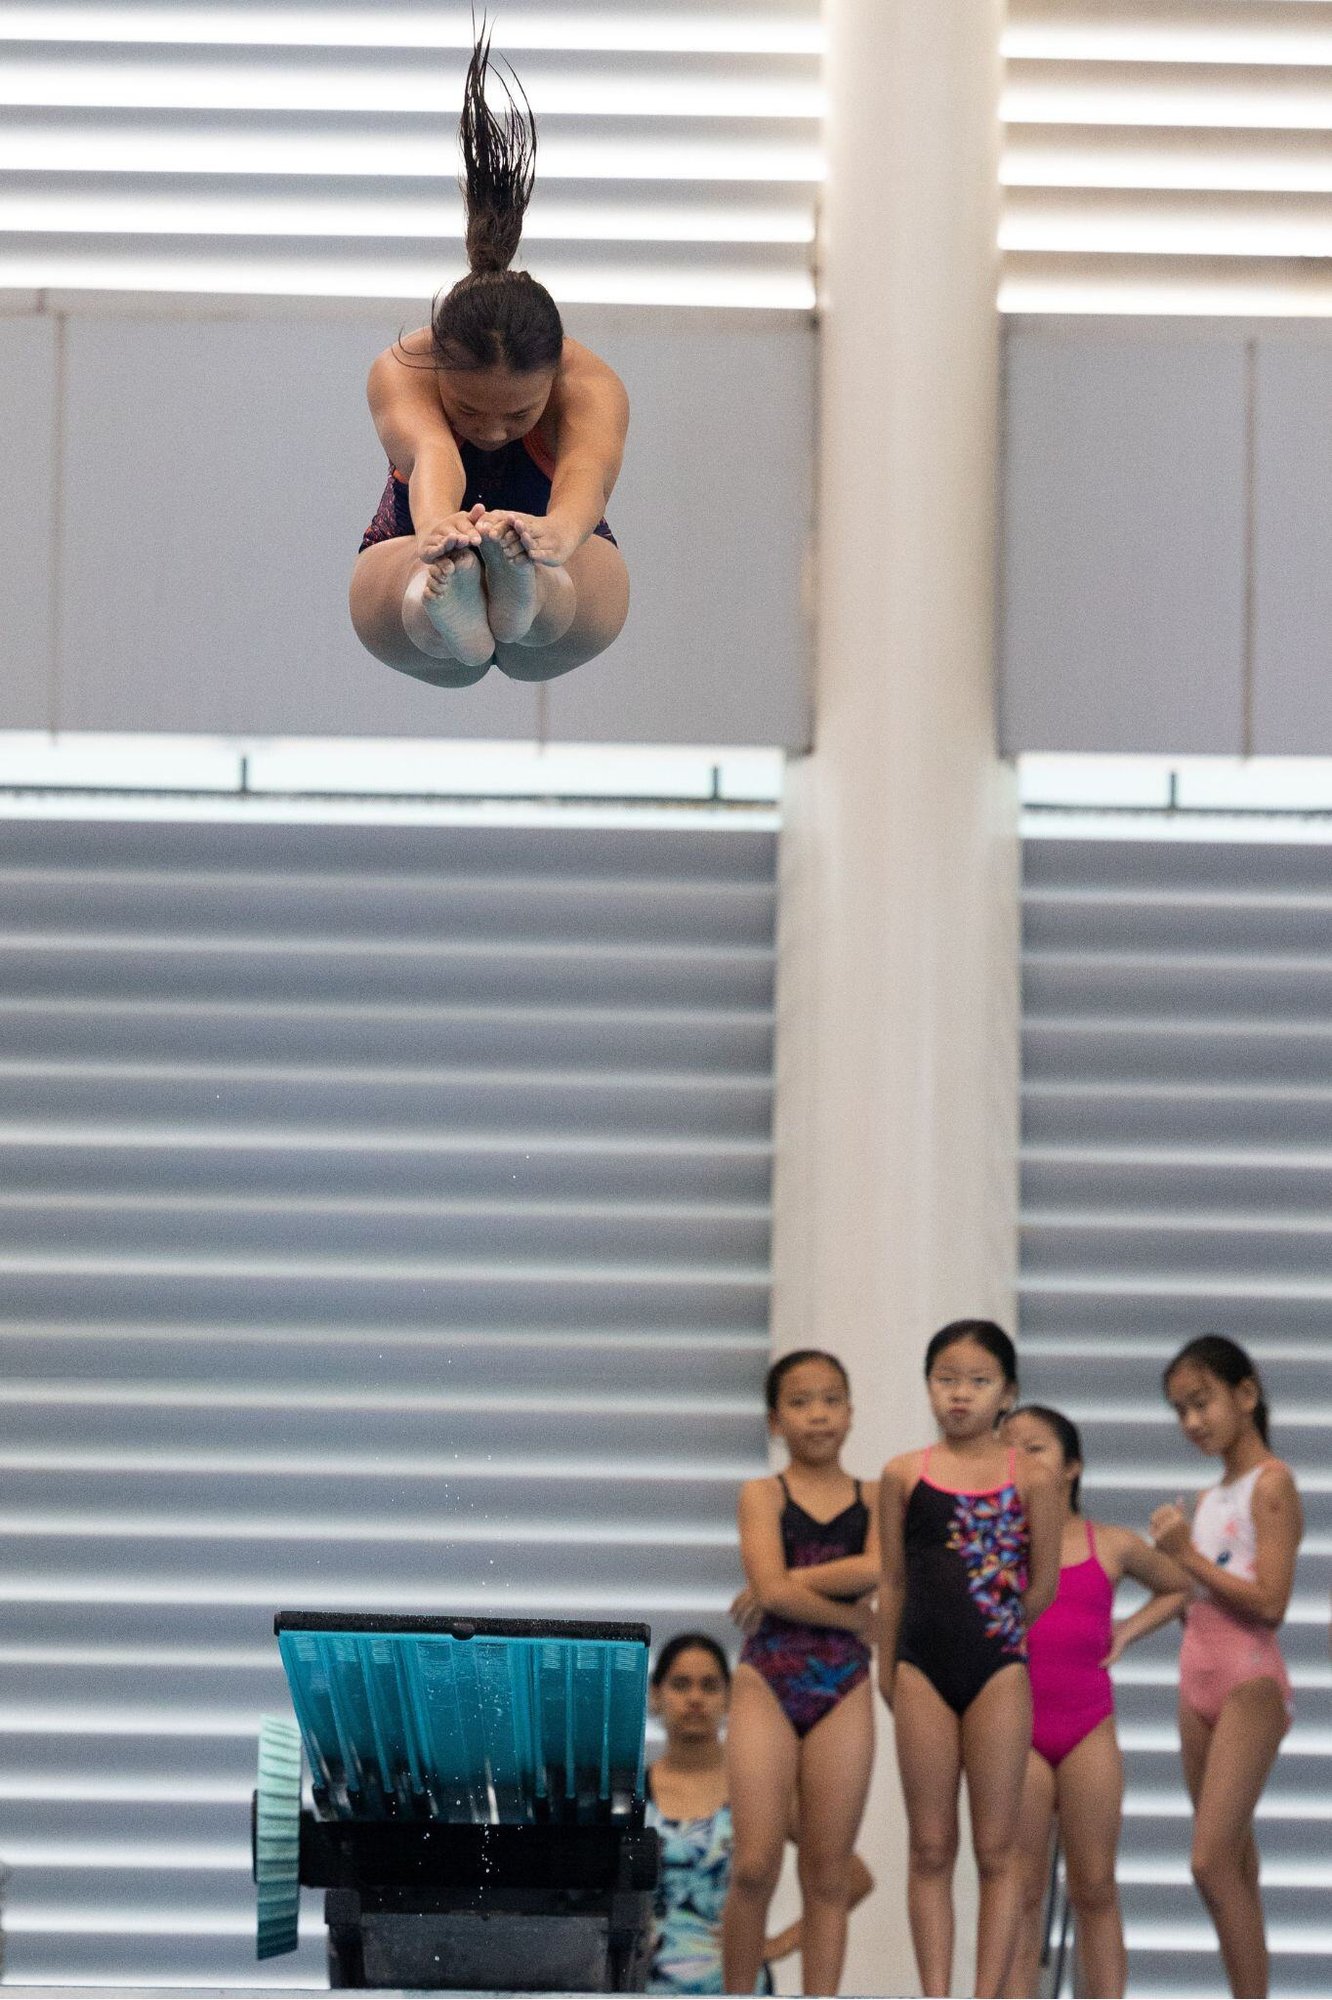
[1026,1522,1116,1767]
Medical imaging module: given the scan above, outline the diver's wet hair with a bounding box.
[431,28,563,374]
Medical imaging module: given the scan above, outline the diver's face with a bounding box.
[437,365,555,451]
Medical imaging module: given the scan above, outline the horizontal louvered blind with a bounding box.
[1002,0,1332,314]
[0,2,820,306]
[0,814,773,1986]
[10,3,1332,316]
[1020,835,1332,1997]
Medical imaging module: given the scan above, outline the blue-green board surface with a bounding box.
[276,1618,648,1826]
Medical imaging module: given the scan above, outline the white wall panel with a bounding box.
[57,309,541,740]
[545,316,814,746]
[1252,334,1332,754]
[0,311,58,730]
[34,299,811,745]
[1000,328,1249,753]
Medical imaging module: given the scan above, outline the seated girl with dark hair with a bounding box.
[647,1631,872,1995]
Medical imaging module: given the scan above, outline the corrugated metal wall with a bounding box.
[0,1,821,307]
[13,0,1332,317]
[0,815,774,1985]
[1021,834,1332,1999]
[1002,0,1332,315]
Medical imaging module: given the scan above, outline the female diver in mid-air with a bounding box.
[350,31,630,687]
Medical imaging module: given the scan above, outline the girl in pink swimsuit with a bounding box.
[1153,1336,1304,2000]
[1002,1406,1189,2000]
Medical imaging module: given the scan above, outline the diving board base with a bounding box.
[326,1895,651,1993]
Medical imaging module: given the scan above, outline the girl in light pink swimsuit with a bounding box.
[1003,1406,1189,2000]
[1153,1336,1305,2000]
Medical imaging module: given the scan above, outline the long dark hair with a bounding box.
[431,28,564,374]
[651,1632,731,1689]
[1164,1334,1271,1446]
[1010,1403,1084,1511]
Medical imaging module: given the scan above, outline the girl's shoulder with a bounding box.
[738,1472,785,1507]
[1084,1518,1138,1574]
[880,1447,928,1490]
[372,326,433,377]
[558,333,623,386]
[1251,1456,1300,1503]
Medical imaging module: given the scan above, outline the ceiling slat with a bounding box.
[1000,2,1332,313]
[0,4,822,303]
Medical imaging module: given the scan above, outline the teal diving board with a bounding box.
[255,1611,658,1991]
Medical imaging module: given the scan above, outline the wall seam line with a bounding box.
[48,309,69,738]
[1241,334,1258,760]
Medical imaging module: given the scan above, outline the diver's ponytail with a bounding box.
[432,30,563,375]
[458,29,536,276]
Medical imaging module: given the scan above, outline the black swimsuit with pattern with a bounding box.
[739,1476,872,1739]
[896,1447,1030,1717]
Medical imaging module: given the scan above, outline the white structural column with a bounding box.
[770,2,1017,1993]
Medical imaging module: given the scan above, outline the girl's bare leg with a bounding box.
[349,537,494,686]
[795,1678,874,1995]
[894,1663,963,1998]
[490,534,629,683]
[961,1665,1033,1999]
[1001,1750,1055,2000]
[722,1664,800,1995]
[1056,1717,1127,1998]
[1183,1683,1288,1998]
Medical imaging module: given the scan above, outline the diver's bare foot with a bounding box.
[477,516,541,643]
[406,550,495,667]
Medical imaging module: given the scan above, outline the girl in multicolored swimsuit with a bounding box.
[349,31,630,688]
[1002,1405,1190,2000]
[646,1632,873,1995]
[878,1321,1063,2000]
[1152,1336,1304,2000]
[722,1351,879,1996]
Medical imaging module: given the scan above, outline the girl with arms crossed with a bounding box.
[350,33,629,687]
[879,1320,1062,2000]
[1002,1404,1190,2000]
[646,1632,872,1995]
[1152,1336,1304,2000]
[722,1352,879,1997]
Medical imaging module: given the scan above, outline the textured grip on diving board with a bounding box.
[255,1715,302,1959]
